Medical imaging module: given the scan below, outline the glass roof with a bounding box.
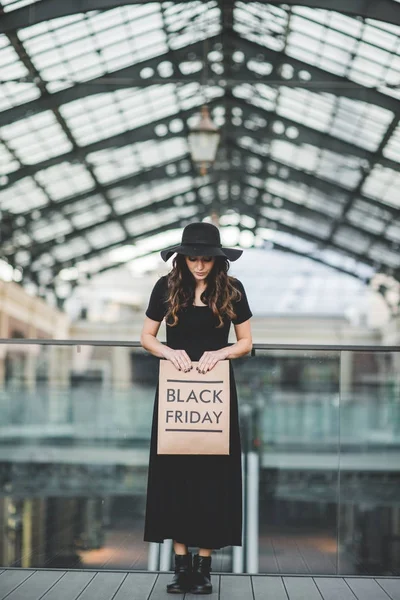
[0,0,399,303]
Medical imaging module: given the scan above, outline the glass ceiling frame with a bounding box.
[0,0,399,303]
[1,0,400,32]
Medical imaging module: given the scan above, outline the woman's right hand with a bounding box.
[162,347,192,372]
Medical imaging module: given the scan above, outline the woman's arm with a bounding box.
[140,317,166,358]
[226,319,253,358]
[196,319,253,373]
[140,317,192,371]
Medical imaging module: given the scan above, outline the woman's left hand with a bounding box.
[197,349,229,373]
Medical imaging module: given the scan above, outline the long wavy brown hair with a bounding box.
[165,254,242,328]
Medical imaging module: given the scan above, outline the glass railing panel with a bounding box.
[240,349,340,575]
[338,350,400,576]
[0,343,157,570]
[1,342,399,576]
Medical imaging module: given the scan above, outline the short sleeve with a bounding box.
[145,276,168,322]
[231,279,253,325]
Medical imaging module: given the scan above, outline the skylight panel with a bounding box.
[71,201,111,229]
[234,3,287,51]
[88,146,141,185]
[369,243,399,268]
[0,143,19,175]
[327,11,363,38]
[18,5,169,92]
[22,24,57,55]
[347,206,386,236]
[1,110,73,164]
[86,222,126,249]
[113,185,152,215]
[138,139,188,170]
[87,138,188,186]
[363,166,400,208]
[315,150,364,188]
[306,188,344,218]
[266,178,306,205]
[269,140,319,172]
[31,217,72,243]
[112,174,193,215]
[353,197,393,222]
[349,56,387,88]
[363,21,399,52]
[35,163,95,201]
[26,15,88,43]
[0,177,48,212]
[277,88,334,133]
[125,205,197,237]
[166,2,220,50]
[63,193,103,215]
[333,226,372,253]
[52,238,91,262]
[153,176,194,201]
[386,223,400,244]
[382,122,400,162]
[1,0,39,12]
[265,205,330,240]
[0,82,40,111]
[0,41,29,80]
[61,86,180,148]
[328,98,393,152]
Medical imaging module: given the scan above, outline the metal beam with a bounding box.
[46,209,210,278]
[5,25,132,244]
[1,0,399,34]
[227,95,400,173]
[3,100,210,188]
[326,113,400,246]
[268,0,400,26]
[228,171,395,251]
[236,206,375,281]
[27,183,210,266]
[2,29,397,127]
[14,156,189,226]
[50,197,373,282]
[0,34,221,127]
[76,211,211,278]
[234,33,399,115]
[94,219,372,282]
[14,143,393,254]
[229,141,399,220]
[7,88,399,192]
[230,197,387,277]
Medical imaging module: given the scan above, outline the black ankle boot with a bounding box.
[190,554,212,595]
[166,552,192,594]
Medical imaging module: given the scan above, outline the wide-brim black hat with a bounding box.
[160,222,243,262]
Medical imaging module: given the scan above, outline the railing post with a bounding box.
[246,451,259,574]
[147,542,160,571]
[160,538,173,571]
[232,452,245,573]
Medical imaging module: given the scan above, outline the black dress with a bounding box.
[143,276,252,549]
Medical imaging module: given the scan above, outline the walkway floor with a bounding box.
[0,569,399,599]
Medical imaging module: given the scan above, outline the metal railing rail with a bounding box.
[0,339,399,352]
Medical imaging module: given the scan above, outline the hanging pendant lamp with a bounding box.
[188,105,220,176]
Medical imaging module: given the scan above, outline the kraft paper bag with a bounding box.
[157,359,230,455]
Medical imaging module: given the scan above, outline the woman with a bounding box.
[140,222,253,595]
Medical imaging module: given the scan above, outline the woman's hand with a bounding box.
[163,347,192,372]
[197,349,229,373]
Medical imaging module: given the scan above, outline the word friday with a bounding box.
[166,388,223,403]
[165,410,223,424]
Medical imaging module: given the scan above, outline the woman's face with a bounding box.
[184,255,215,282]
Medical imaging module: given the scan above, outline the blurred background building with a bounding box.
[0,0,399,579]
